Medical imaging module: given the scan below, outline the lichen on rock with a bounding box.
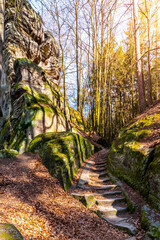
[28,132,95,190]
[108,113,160,211]
[0,0,73,153]
[0,223,23,240]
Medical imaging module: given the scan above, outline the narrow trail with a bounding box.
[69,131,148,239]
[0,128,151,239]
[71,149,137,235]
[0,152,131,239]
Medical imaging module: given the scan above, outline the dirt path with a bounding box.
[69,149,148,239]
[0,153,131,240]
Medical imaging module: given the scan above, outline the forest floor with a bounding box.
[0,152,130,240]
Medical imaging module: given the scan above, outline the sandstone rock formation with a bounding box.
[0,223,23,239]
[0,0,71,152]
[108,112,160,211]
[28,132,95,190]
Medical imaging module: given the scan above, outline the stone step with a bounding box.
[88,161,107,166]
[94,161,107,166]
[95,197,126,206]
[89,177,110,184]
[90,167,107,173]
[102,216,137,235]
[97,205,127,217]
[71,149,138,236]
[95,171,108,178]
[94,190,122,197]
[71,193,96,208]
[87,162,106,167]
[92,184,117,191]
[95,163,107,168]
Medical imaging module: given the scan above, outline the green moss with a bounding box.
[141,206,160,239]
[0,223,23,239]
[31,132,94,190]
[27,132,72,153]
[0,149,18,158]
[0,74,68,152]
[15,58,44,73]
[108,112,160,211]
[128,115,160,131]
[69,107,88,131]
[73,194,95,208]
[149,145,160,174]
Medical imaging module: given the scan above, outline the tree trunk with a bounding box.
[155,11,158,100]
[0,0,4,81]
[145,0,152,105]
[75,0,80,111]
[132,0,146,113]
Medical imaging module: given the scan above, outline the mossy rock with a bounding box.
[0,69,67,153]
[27,132,72,153]
[108,114,160,210]
[69,107,88,131]
[0,56,72,153]
[29,132,94,190]
[0,223,23,240]
[0,149,18,159]
[141,206,160,239]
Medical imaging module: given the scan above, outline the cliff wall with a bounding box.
[108,103,160,211]
[0,0,71,152]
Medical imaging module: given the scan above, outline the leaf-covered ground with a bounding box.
[0,153,129,240]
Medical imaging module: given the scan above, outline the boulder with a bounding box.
[28,132,95,190]
[0,223,23,240]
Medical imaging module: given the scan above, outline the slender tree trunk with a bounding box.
[94,0,99,132]
[155,11,159,100]
[101,56,106,137]
[90,0,96,129]
[99,0,104,134]
[132,0,146,112]
[145,0,152,105]
[0,0,4,81]
[55,0,69,130]
[75,0,80,111]
[79,36,83,115]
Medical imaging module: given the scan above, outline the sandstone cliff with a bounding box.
[108,102,160,211]
[0,0,73,152]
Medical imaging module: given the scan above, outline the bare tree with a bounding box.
[132,0,146,112]
[0,0,4,81]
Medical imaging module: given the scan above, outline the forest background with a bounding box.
[30,0,160,143]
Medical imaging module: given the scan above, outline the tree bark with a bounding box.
[145,0,152,105]
[75,0,80,111]
[132,0,146,112]
[155,12,159,100]
[0,0,4,81]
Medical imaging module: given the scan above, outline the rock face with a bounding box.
[0,223,23,240]
[108,112,160,211]
[0,0,71,152]
[28,132,95,190]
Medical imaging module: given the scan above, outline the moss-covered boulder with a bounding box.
[0,223,23,240]
[108,113,160,211]
[0,149,18,159]
[28,132,95,190]
[141,205,160,239]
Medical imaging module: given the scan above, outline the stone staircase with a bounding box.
[71,149,137,236]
